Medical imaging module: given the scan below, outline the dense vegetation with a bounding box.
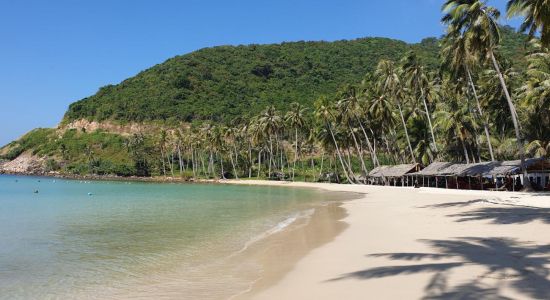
[2,0,548,183]
[63,37,440,124]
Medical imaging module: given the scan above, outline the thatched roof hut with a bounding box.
[368,163,421,178]
[411,158,547,177]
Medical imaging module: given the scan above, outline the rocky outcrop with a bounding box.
[0,152,45,175]
[63,119,190,136]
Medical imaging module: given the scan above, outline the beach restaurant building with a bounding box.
[408,158,550,191]
[365,158,550,191]
[366,163,422,186]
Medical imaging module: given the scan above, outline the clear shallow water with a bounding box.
[0,175,344,299]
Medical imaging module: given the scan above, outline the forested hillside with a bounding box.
[62,27,526,125]
[1,24,542,179]
[63,37,442,124]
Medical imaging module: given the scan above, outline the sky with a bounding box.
[0,0,521,146]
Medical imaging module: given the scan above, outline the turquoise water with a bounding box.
[0,175,343,299]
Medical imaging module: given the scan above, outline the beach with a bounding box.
[225,180,550,300]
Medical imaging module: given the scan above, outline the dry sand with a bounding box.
[224,180,550,300]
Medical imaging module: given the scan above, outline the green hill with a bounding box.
[1,27,533,177]
[63,37,441,124]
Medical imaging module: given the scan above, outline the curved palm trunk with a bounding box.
[466,67,495,161]
[292,128,298,181]
[489,50,531,190]
[419,86,438,155]
[460,135,470,164]
[348,122,368,177]
[397,102,416,163]
[326,123,354,184]
[229,148,238,179]
[268,137,273,178]
[355,115,380,167]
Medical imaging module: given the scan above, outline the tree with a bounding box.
[442,0,531,189]
[507,0,550,47]
[257,106,283,178]
[441,33,496,161]
[314,97,354,183]
[375,60,416,163]
[402,51,439,156]
[285,102,307,181]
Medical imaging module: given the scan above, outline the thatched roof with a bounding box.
[411,158,546,177]
[368,163,421,178]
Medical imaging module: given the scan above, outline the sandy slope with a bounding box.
[224,181,550,300]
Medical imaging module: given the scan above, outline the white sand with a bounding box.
[224,180,550,300]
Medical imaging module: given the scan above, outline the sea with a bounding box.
[0,174,350,299]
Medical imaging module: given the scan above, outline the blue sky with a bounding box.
[0,0,519,146]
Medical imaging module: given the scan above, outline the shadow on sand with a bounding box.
[328,237,550,299]
[420,199,550,225]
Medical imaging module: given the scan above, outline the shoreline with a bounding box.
[223,180,550,299]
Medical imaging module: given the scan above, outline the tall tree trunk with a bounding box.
[460,136,470,164]
[318,151,325,180]
[219,153,226,179]
[229,149,238,179]
[327,123,354,184]
[191,147,197,178]
[355,116,380,167]
[268,138,273,178]
[419,86,438,155]
[293,128,298,181]
[348,122,368,177]
[397,102,416,163]
[248,141,253,178]
[257,150,262,178]
[489,50,530,189]
[177,144,183,175]
[467,67,495,161]
[160,147,166,176]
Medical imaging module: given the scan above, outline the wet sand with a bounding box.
[225,180,550,300]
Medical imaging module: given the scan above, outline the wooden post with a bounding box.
[445,176,448,189]
[456,176,459,189]
[468,177,472,190]
[480,175,483,190]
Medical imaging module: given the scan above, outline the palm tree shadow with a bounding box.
[421,199,550,224]
[450,207,550,224]
[328,237,550,299]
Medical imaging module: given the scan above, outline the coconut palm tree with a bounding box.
[434,87,478,163]
[442,0,530,188]
[339,84,380,169]
[336,86,369,177]
[257,105,283,178]
[314,97,354,183]
[402,51,439,155]
[441,33,496,161]
[375,60,416,163]
[285,102,307,181]
[506,0,550,47]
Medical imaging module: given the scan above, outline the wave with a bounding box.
[229,208,315,258]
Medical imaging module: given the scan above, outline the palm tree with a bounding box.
[285,102,307,181]
[402,51,439,155]
[314,97,354,183]
[375,60,416,163]
[257,106,283,178]
[337,86,369,177]
[339,84,380,168]
[434,87,478,163]
[506,0,550,47]
[441,33,496,161]
[443,0,530,188]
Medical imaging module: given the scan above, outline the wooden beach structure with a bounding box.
[408,158,550,191]
[367,163,422,186]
